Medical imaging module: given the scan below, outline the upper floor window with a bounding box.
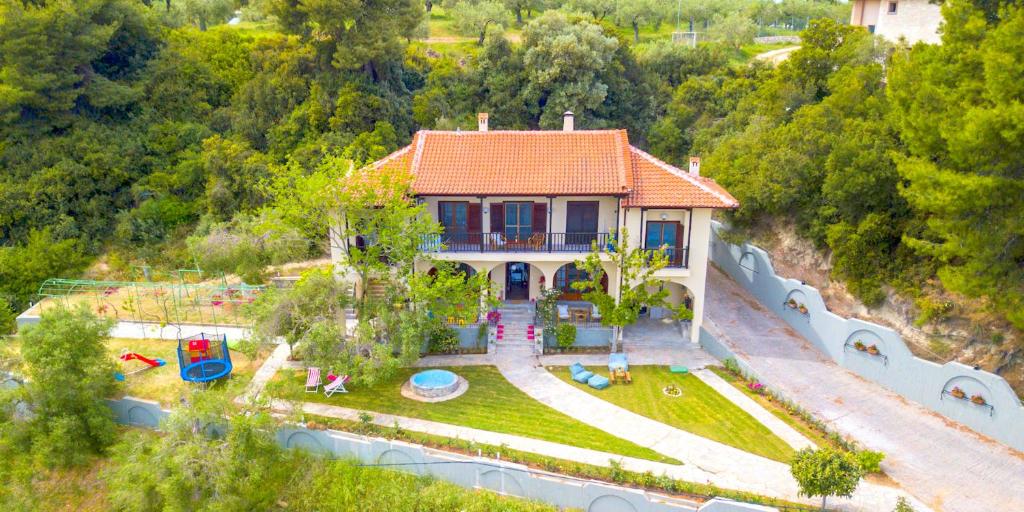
[505,202,533,241]
[887,1,898,14]
[439,201,468,233]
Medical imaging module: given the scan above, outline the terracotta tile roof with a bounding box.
[624,147,738,209]
[368,129,737,208]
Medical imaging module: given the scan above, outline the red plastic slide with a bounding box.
[120,352,163,367]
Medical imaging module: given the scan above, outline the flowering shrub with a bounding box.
[486,310,501,325]
[747,381,765,394]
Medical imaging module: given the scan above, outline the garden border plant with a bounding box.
[716,358,886,475]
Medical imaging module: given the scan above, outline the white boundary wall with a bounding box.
[709,222,1024,452]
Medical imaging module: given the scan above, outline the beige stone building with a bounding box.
[850,0,943,44]
[331,113,738,343]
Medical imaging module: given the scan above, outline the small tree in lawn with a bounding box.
[790,447,864,511]
[573,229,670,350]
[18,306,118,467]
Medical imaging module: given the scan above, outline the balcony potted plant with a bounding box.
[853,340,867,351]
[970,394,987,406]
[786,298,798,309]
[798,303,808,315]
[867,344,880,355]
[950,386,966,399]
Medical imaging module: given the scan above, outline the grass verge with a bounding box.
[551,365,796,462]
[266,365,679,464]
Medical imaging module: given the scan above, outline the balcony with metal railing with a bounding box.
[420,232,613,253]
[643,245,689,269]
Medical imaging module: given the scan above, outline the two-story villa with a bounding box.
[333,113,738,343]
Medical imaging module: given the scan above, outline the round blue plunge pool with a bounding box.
[410,369,459,398]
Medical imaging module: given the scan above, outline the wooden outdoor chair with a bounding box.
[528,233,545,250]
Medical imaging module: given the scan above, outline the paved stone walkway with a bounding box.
[705,268,1024,512]
[237,343,290,404]
[692,368,815,451]
[492,346,924,511]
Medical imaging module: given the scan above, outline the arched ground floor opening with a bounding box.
[488,262,546,302]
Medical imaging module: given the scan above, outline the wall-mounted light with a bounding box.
[483,207,489,215]
[660,213,668,220]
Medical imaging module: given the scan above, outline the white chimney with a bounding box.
[478,112,489,132]
[689,156,701,177]
[562,111,574,132]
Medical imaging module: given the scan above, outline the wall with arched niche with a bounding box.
[738,251,758,282]
[710,221,1024,452]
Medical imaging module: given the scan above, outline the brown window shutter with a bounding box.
[490,203,504,233]
[532,203,547,233]
[467,203,482,232]
[675,222,685,266]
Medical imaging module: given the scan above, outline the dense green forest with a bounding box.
[0,0,1022,377]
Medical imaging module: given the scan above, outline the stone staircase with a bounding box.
[494,304,536,347]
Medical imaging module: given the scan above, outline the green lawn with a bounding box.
[267,365,679,464]
[106,338,264,404]
[552,366,796,462]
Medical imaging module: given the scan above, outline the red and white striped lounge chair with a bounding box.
[324,374,350,397]
[305,367,321,393]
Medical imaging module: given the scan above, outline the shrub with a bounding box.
[18,306,118,467]
[0,297,15,335]
[477,322,489,345]
[723,357,742,375]
[429,324,460,353]
[674,305,694,322]
[856,450,885,474]
[555,323,577,349]
[893,496,916,512]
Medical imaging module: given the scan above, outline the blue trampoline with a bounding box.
[177,333,233,383]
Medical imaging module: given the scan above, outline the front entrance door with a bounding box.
[506,262,529,301]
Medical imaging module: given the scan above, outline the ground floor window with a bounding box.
[555,263,589,294]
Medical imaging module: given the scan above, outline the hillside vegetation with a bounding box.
[683,2,1024,391]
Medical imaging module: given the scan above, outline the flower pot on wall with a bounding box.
[971,394,987,405]
[867,345,880,355]
[951,387,966,399]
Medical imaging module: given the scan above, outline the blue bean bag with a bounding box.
[573,369,594,383]
[588,374,610,390]
[570,362,594,383]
